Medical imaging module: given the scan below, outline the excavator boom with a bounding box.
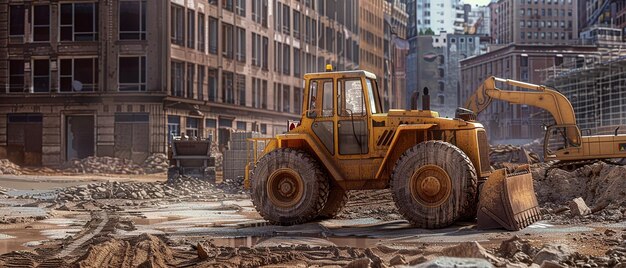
[465,76,580,145]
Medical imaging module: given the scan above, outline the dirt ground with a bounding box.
[0,160,625,267]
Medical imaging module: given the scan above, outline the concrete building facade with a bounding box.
[460,44,599,142]
[407,33,486,117]
[383,0,409,110]
[0,0,382,166]
[490,0,578,45]
[406,0,464,37]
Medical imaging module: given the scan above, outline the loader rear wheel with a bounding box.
[251,148,329,225]
[391,141,477,228]
[317,184,348,219]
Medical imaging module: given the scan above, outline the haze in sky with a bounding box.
[463,0,492,6]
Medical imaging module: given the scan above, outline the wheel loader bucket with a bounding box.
[477,165,541,231]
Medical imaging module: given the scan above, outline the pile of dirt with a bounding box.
[489,144,540,168]
[142,153,169,174]
[533,162,626,223]
[55,176,227,201]
[64,156,144,175]
[336,189,403,221]
[0,159,22,175]
[76,233,174,268]
[218,176,246,194]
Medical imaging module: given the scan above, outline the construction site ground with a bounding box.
[0,162,625,267]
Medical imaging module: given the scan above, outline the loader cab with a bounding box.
[301,68,383,159]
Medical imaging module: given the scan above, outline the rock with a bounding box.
[389,255,407,266]
[442,241,503,264]
[414,257,494,268]
[540,260,566,268]
[569,197,592,216]
[96,187,106,193]
[197,243,209,260]
[500,235,534,257]
[154,192,164,198]
[344,257,372,268]
[605,229,617,236]
[533,244,573,265]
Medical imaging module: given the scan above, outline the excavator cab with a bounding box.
[544,125,582,159]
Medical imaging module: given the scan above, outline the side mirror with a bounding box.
[306,110,317,119]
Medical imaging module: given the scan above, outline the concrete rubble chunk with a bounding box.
[532,244,573,265]
[343,257,372,268]
[197,243,209,260]
[442,241,503,264]
[389,254,407,266]
[540,260,566,268]
[414,257,494,268]
[569,197,592,216]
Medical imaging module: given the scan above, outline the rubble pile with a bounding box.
[489,144,540,168]
[56,176,226,201]
[337,189,403,221]
[211,140,223,171]
[76,234,174,268]
[0,159,22,175]
[64,156,145,175]
[142,153,169,174]
[217,176,246,194]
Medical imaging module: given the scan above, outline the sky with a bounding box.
[462,0,493,6]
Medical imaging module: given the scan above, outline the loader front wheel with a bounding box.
[251,148,329,225]
[391,141,477,228]
[317,183,348,219]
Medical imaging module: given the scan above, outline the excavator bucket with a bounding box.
[477,165,541,231]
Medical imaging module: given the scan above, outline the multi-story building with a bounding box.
[0,0,379,167]
[464,4,491,36]
[406,0,464,37]
[383,0,409,110]
[407,32,486,117]
[460,44,599,142]
[490,0,578,45]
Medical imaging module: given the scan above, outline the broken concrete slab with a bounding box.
[569,197,591,216]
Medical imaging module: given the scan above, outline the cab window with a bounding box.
[366,78,382,114]
[339,79,366,116]
[322,80,334,117]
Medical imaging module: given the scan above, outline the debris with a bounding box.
[142,153,169,174]
[197,243,209,260]
[532,244,572,265]
[442,241,503,265]
[389,254,407,266]
[75,234,174,268]
[0,159,22,175]
[413,257,494,268]
[344,258,372,268]
[63,156,145,175]
[569,197,592,216]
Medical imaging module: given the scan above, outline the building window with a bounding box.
[119,0,147,40]
[59,58,99,92]
[209,17,218,54]
[294,87,302,114]
[187,9,195,49]
[32,59,50,93]
[294,48,301,77]
[237,121,247,130]
[251,0,267,26]
[260,123,267,134]
[167,116,180,144]
[171,61,184,96]
[119,56,146,91]
[282,4,290,34]
[224,0,234,12]
[60,3,98,41]
[171,4,184,45]
[222,23,234,58]
[9,5,25,37]
[262,37,269,70]
[283,44,290,75]
[236,74,246,106]
[198,13,205,52]
[283,84,290,113]
[236,0,245,17]
[274,83,282,111]
[252,33,259,66]
[236,27,246,62]
[222,71,234,104]
[8,60,24,93]
[208,68,218,101]
[197,65,205,100]
[187,63,195,98]
[186,117,199,138]
[219,118,233,128]
[206,118,217,128]
[33,5,50,42]
[293,11,301,39]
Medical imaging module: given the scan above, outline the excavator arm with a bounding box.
[465,76,580,145]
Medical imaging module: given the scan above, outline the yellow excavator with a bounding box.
[465,76,626,170]
[244,67,541,231]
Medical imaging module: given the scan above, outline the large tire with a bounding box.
[391,140,477,228]
[251,148,329,225]
[317,183,348,219]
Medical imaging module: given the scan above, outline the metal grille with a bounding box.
[477,130,491,173]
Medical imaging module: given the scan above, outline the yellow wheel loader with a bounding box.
[465,76,626,170]
[244,68,541,230]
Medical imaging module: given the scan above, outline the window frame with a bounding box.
[60,3,99,42]
[9,5,25,37]
[32,5,51,42]
[32,58,51,93]
[118,56,147,92]
[8,60,25,93]
[119,0,147,40]
[58,57,99,93]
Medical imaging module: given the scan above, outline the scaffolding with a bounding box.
[543,51,626,135]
